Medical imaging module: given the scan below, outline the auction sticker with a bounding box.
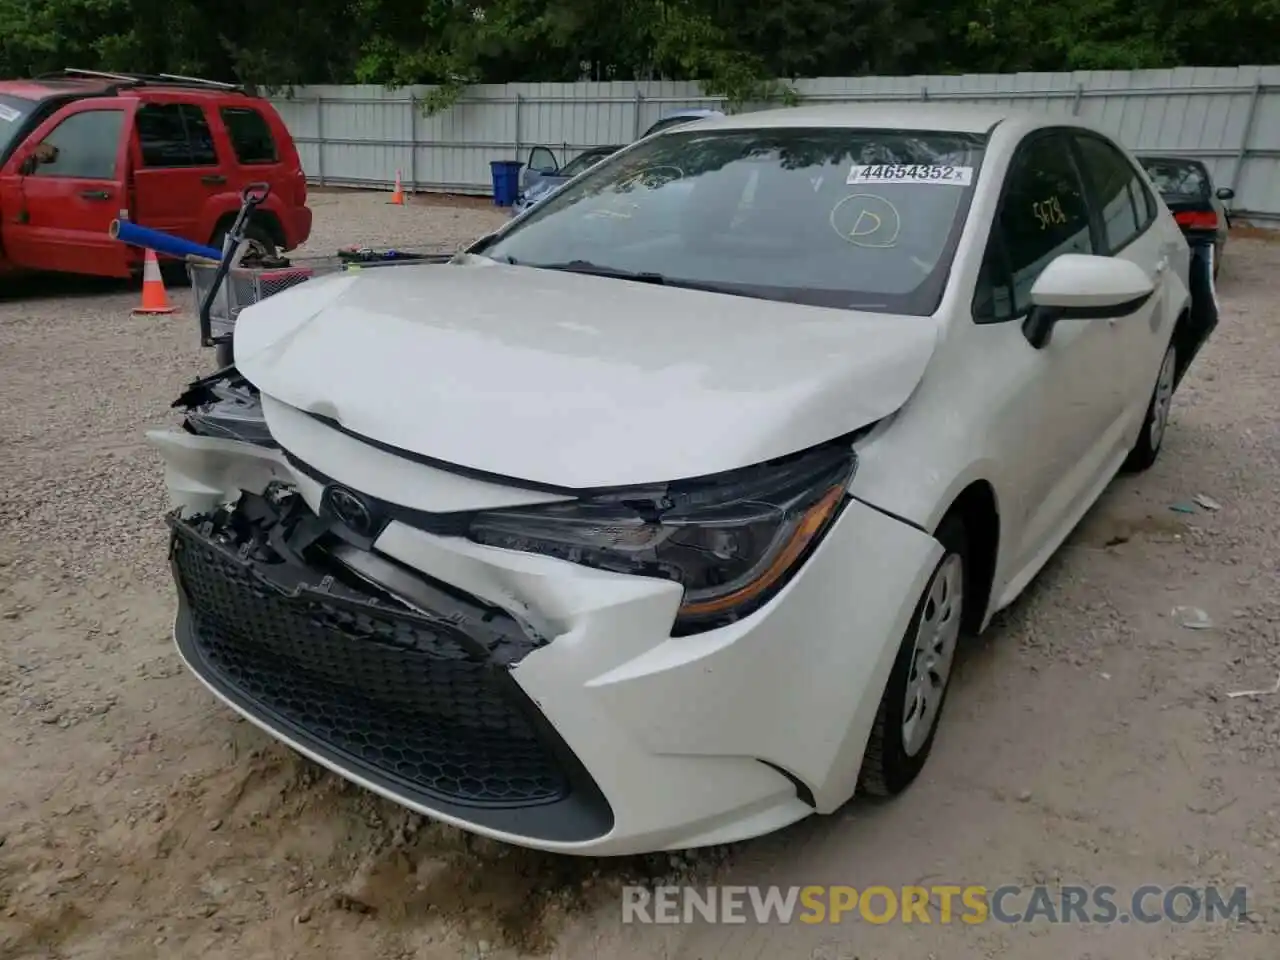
[0,104,20,123]
[847,163,973,186]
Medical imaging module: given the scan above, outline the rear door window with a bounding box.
[183,105,219,165]
[220,107,278,164]
[32,109,125,179]
[1073,134,1155,253]
[136,103,220,167]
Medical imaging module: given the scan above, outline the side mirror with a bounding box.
[1023,254,1155,349]
[18,155,37,176]
[1215,186,1235,201]
[527,146,559,175]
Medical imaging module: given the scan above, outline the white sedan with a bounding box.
[149,104,1216,856]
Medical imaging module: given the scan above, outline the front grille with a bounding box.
[167,506,611,838]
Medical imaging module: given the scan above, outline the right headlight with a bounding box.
[466,443,856,632]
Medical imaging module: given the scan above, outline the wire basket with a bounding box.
[190,249,456,343]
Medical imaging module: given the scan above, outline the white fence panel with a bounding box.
[270,66,1280,222]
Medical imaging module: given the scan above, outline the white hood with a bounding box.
[233,259,939,489]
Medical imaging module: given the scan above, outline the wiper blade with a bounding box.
[533,260,668,285]
[522,259,771,301]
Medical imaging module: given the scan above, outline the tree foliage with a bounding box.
[0,0,1275,106]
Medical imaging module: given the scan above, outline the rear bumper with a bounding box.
[1175,240,1219,387]
[284,205,313,250]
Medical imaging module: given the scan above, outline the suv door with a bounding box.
[1069,131,1184,436]
[0,97,136,277]
[973,129,1118,571]
[131,101,225,242]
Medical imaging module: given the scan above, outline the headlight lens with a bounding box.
[467,443,855,631]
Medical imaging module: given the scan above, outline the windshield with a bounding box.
[558,148,620,178]
[0,95,36,160]
[1140,158,1210,199]
[479,126,987,315]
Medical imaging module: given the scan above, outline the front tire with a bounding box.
[1122,342,1176,473]
[858,515,968,797]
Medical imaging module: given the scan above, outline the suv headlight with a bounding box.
[467,443,855,632]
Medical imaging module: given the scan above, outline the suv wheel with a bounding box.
[211,222,279,261]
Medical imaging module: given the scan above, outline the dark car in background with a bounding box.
[1138,155,1233,277]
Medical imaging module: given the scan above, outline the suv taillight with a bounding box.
[295,170,307,204]
[1174,210,1218,230]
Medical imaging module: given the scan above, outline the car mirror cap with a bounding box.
[1023,253,1156,349]
[1030,253,1154,312]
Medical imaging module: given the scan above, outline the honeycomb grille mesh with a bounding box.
[170,522,569,807]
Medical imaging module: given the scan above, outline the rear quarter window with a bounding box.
[220,107,278,164]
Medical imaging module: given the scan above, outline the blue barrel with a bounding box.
[490,160,525,207]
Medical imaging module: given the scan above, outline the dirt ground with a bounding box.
[1,192,1278,960]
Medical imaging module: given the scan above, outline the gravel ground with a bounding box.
[1,192,1278,960]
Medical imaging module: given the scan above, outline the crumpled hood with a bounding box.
[233,258,940,489]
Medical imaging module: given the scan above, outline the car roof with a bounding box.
[685,102,1027,135]
[0,77,249,102]
[0,79,107,100]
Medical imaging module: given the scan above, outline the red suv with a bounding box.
[0,69,311,279]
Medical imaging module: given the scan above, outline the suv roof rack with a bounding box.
[37,68,245,94]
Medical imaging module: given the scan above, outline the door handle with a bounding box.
[79,189,111,200]
[201,174,227,185]
[1154,257,1168,275]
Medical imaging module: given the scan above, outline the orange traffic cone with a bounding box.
[388,169,405,205]
[133,249,176,315]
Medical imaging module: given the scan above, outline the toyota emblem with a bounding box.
[326,486,374,536]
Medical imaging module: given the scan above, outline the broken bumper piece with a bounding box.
[168,491,613,842]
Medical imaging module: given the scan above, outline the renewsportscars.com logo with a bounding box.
[621,884,1249,925]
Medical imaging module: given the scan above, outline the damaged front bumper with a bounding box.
[149,370,942,855]
[168,489,612,841]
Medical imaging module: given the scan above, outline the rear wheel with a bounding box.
[210,222,279,262]
[1123,342,1176,473]
[859,515,967,797]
